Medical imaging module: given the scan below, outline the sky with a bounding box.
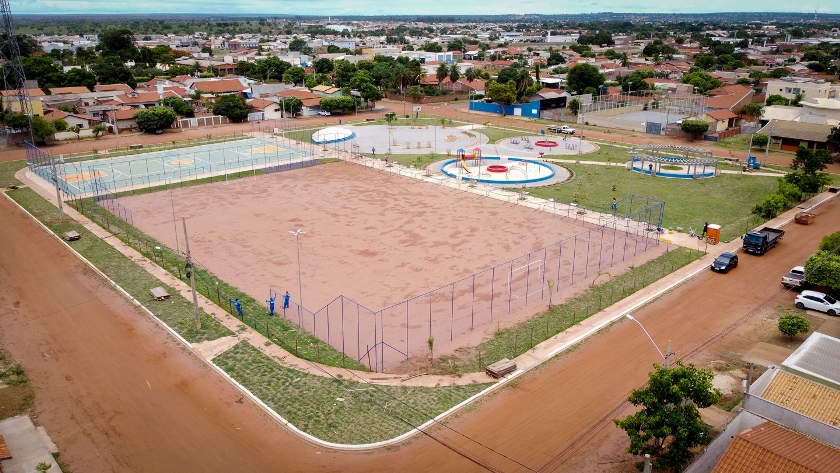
[10,0,840,16]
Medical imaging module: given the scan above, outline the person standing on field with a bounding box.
[283,291,290,309]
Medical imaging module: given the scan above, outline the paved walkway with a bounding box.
[15,148,837,390]
[0,416,61,473]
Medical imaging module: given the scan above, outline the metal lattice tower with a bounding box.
[0,0,33,124]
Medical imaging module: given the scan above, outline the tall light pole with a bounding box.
[289,228,306,336]
[168,178,179,257]
[182,217,201,329]
[763,120,776,166]
[626,314,671,368]
[578,114,585,156]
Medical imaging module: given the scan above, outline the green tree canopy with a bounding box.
[288,38,307,52]
[313,57,334,74]
[30,116,56,142]
[778,314,810,340]
[92,55,137,89]
[282,66,306,86]
[680,120,709,139]
[614,361,721,472]
[804,251,840,292]
[212,95,249,122]
[99,29,138,61]
[566,63,605,94]
[568,98,581,115]
[819,231,840,254]
[279,96,303,115]
[766,94,790,106]
[52,118,68,132]
[681,71,723,94]
[133,106,177,132]
[63,68,97,91]
[159,96,195,118]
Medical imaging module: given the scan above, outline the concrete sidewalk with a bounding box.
[0,416,61,473]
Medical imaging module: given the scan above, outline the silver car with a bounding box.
[794,290,840,316]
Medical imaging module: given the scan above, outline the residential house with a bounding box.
[310,85,343,97]
[439,78,488,95]
[46,86,92,95]
[766,77,839,102]
[247,98,284,119]
[43,108,102,129]
[187,78,249,97]
[274,89,323,116]
[707,84,756,116]
[756,119,836,151]
[104,107,141,133]
[94,84,135,94]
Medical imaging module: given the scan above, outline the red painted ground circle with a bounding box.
[486,165,508,173]
[535,140,559,147]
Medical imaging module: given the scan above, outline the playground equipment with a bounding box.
[629,144,718,179]
[456,147,484,175]
[440,156,559,186]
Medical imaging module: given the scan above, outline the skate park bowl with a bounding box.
[311,127,356,144]
[439,156,569,186]
[629,144,718,179]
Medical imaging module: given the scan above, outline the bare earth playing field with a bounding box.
[122,162,661,365]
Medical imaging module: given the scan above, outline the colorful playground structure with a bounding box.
[441,149,559,186]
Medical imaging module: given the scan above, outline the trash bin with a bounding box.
[706,224,721,245]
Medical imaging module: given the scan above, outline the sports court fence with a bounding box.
[91,177,133,225]
[272,217,661,372]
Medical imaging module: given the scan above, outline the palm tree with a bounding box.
[515,69,534,100]
[392,64,410,94]
[619,52,630,68]
[436,62,449,91]
[449,64,460,91]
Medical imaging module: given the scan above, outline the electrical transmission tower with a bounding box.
[0,0,33,136]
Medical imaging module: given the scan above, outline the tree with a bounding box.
[92,55,137,89]
[99,29,137,61]
[819,231,840,254]
[547,51,565,66]
[52,118,68,132]
[804,251,840,292]
[486,80,517,114]
[449,64,460,86]
[360,83,383,105]
[740,102,764,119]
[568,98,581,115]
[765,94,790,106]
[21,56,64,90]
[827,126,840,152]
[159,96,195,117]
[133,106,177,132]
[751,133,769,148]
[680,120,709,139]
[288,38,307,52]
[282,66,306,86]
[436,62,449,91]
[2,112,30,131]
[778,314,810,340]
[30,116,57,143]
[313,57,334,74]
[91,124,107,138]
[407,85,424,101]
[279,96,303,116]
[319,96,356,113]
[681,71,723,94]
[566,63,605,94]
[784,146,833,194]
[614,361,721,472]
[63,68,97,90]
[212,95,249,122]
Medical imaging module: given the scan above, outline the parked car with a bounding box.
[782,266,807,289]
[547,125,576,135]
[710,252,738,273]
[318,110,331,116]
[794,290,840,316]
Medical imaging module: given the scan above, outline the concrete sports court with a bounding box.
[39,136,313,195]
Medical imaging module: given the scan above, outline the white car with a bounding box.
[318,110,331,116]
[794,290,840,316]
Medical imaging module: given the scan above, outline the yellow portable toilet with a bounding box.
[706,224,721,244]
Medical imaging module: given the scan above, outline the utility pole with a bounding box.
[50,154,65,220]
[182,217,201,329]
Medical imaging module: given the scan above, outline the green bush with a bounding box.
[778,313,810,340]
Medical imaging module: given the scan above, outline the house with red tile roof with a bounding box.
[247,98,284,119]
[274,89,323,116]
[187,78,248,96]
[94,83,134,94]
[43,108,102,129]
[46,86,91,95]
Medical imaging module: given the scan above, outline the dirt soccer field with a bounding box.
[121,162,661,366]
[4,184,838,472]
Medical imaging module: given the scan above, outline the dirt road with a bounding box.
[1,185,837,470]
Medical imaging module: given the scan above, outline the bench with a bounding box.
[129,144,143,149]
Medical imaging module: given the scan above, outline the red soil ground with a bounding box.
[121,162,661,367]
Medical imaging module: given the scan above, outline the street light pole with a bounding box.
[626,314,671,368]
[168,178,179,256]
[578,114,585,156]
[289,228,306,336]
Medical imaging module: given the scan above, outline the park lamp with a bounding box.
[626,314,671,369]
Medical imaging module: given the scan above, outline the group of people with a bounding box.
[228,291,291,317]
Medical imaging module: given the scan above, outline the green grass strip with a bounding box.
[437,247,705,375]
[6,187,232,343]
[68,194,367,371]
[214,342,490,444]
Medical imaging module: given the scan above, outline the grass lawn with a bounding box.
[214,342,491,444]
[528,163,780,241]
[7,187,233,343]
[0,159,26,187]
[434,247,704,375]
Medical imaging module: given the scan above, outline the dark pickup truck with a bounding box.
[743,227,784,255]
